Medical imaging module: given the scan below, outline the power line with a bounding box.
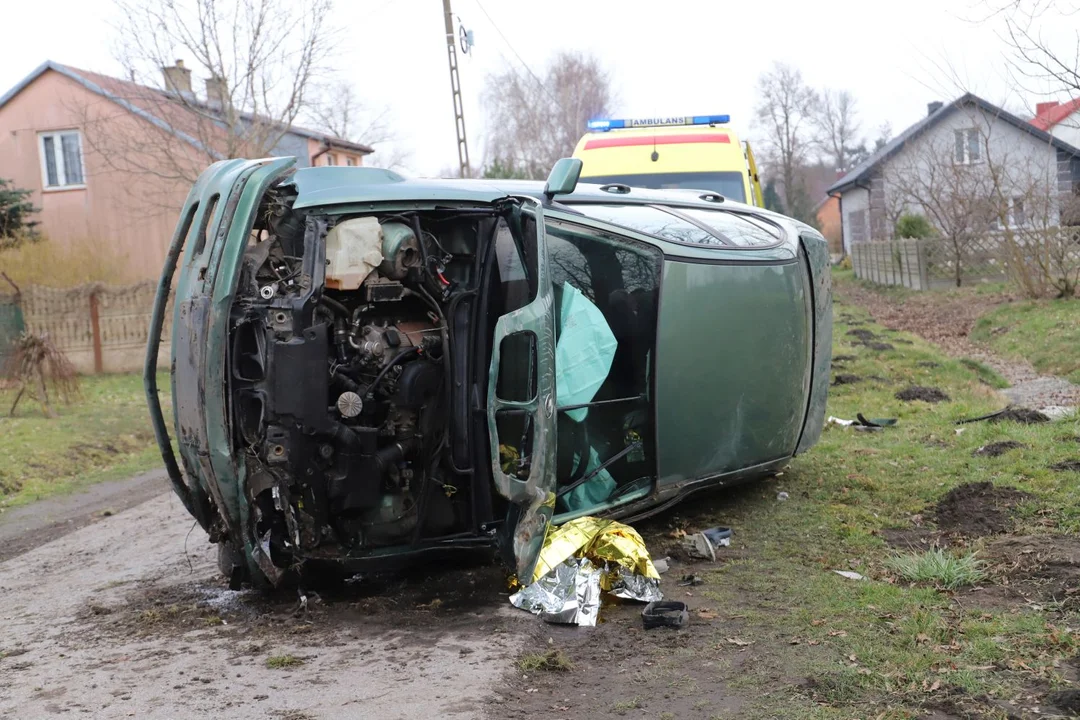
[472,0,571,117]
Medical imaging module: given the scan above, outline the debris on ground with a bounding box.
[680,532,718,561]
[829,414,898,431]
[510,516,662,626]
[1050,460,1080,472]
[833,570,867,581]
[678,575,705,587]
[896,386,950,403]
[776,491,790,501]
[653,557,671,574]
[641,600,689,630]
[933,482,1031,537]
[957,406,1050,425]
[702,527,732,548]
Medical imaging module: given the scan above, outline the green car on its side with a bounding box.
[145,157,831,588]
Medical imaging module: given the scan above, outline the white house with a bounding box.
[1032,98,1080,148]
[828,93,1080,254]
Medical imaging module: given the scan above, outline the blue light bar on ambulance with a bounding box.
[586,115,730,132]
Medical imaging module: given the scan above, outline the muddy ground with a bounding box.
[0,483,529,719]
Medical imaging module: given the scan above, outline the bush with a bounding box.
[0,237,136,287]
[0,179,39,251]
[885,549,986,589]
[894,213,935,239]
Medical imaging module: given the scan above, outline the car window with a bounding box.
[581,171,747,204]
[571,205,722,247]
[572,204,781,248]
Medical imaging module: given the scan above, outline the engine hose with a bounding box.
[364,347,420,400]
[319,295,349,317]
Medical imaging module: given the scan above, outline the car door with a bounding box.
[486,198,558,582]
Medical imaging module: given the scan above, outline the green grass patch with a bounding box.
[971,298,1080,383]
[668,281,1080,717]
[0,373,166,508]
[265,654,304,669]
[885,549,987,589]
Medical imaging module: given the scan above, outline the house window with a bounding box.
[1010,197,1025,227]
[38,130,85,188]
[954,129,981,165]
[326,153,338,166]
[346,157,356,167]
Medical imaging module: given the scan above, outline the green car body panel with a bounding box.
[146,161,831,587]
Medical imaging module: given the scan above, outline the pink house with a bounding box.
[0,60,373,280]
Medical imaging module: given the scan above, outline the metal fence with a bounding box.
[851,237,1009,290]
[0,282,171,375]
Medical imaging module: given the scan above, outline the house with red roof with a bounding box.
[0,61,373,280]
[1031,98,1080,148]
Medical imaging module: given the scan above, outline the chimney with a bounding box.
[1036,101,1060,117]
[205,76,227,110]
[163,59,192,97]
[927,101,943,116]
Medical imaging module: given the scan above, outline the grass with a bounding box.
[647,277,1080,717]
[0,372,166,509]
[970,298,1080,383]
[885,549,987,589]
[517,649,573,672]
[266,654,304,669]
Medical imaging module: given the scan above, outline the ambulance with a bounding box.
[571,115,764,206]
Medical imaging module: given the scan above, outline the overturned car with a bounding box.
[145,157,831,588]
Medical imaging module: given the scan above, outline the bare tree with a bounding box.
[992,1,1080,97]
[76,0,335,202]
[885,134,997,287]
[754,63,819,222]
[310,82,411,171]
[814,89,862,174]
[483,51,615,180]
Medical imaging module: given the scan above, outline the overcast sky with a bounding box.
[2,0,1075,176]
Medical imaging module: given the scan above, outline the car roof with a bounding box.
[286,166,776,218]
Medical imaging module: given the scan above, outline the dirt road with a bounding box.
[0,476,529,719]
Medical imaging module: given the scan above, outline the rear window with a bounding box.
[580,172,746,204]
[572,204,782,248]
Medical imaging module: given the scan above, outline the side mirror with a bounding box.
[543,158,583,201]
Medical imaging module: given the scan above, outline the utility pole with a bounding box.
[442,0,471,178]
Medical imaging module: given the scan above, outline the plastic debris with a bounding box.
[777,491,790,502]
[642,601,689,630]
[510,516,662,625]
[653,557,671,575]
[678,574,705,587]
[833,570,867,581]
[702,527,732,547]
[830,414,897,431]
[680,532,717,561]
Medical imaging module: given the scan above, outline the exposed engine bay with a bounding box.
[227,187,519,579]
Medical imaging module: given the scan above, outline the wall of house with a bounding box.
[1049,111,1080,149]
[881,103,1061,229]
[815,195,842,254]
[840,186,869,253]
[305,137,366,167]
[0,69,190,282]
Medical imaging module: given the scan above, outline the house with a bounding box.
[1031,98,1080,147]
[813,194,841,256]
[827,93,1080,254]
[0,60,373,280]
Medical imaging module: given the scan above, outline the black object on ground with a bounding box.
[642,601,690,630]
[856,413,897,428]
[957,406,1050,425]
[678,575,705,587]
[973,441,1025,458]
[896,386,950,403]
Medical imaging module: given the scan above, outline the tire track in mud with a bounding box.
[0,491,529,719]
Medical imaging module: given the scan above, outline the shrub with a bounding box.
[895,213,935,239]
[0,179,40,251]
[885,549,986,589]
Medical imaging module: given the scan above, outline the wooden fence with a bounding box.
[4,282,172,374]
[851,237,1009,290]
